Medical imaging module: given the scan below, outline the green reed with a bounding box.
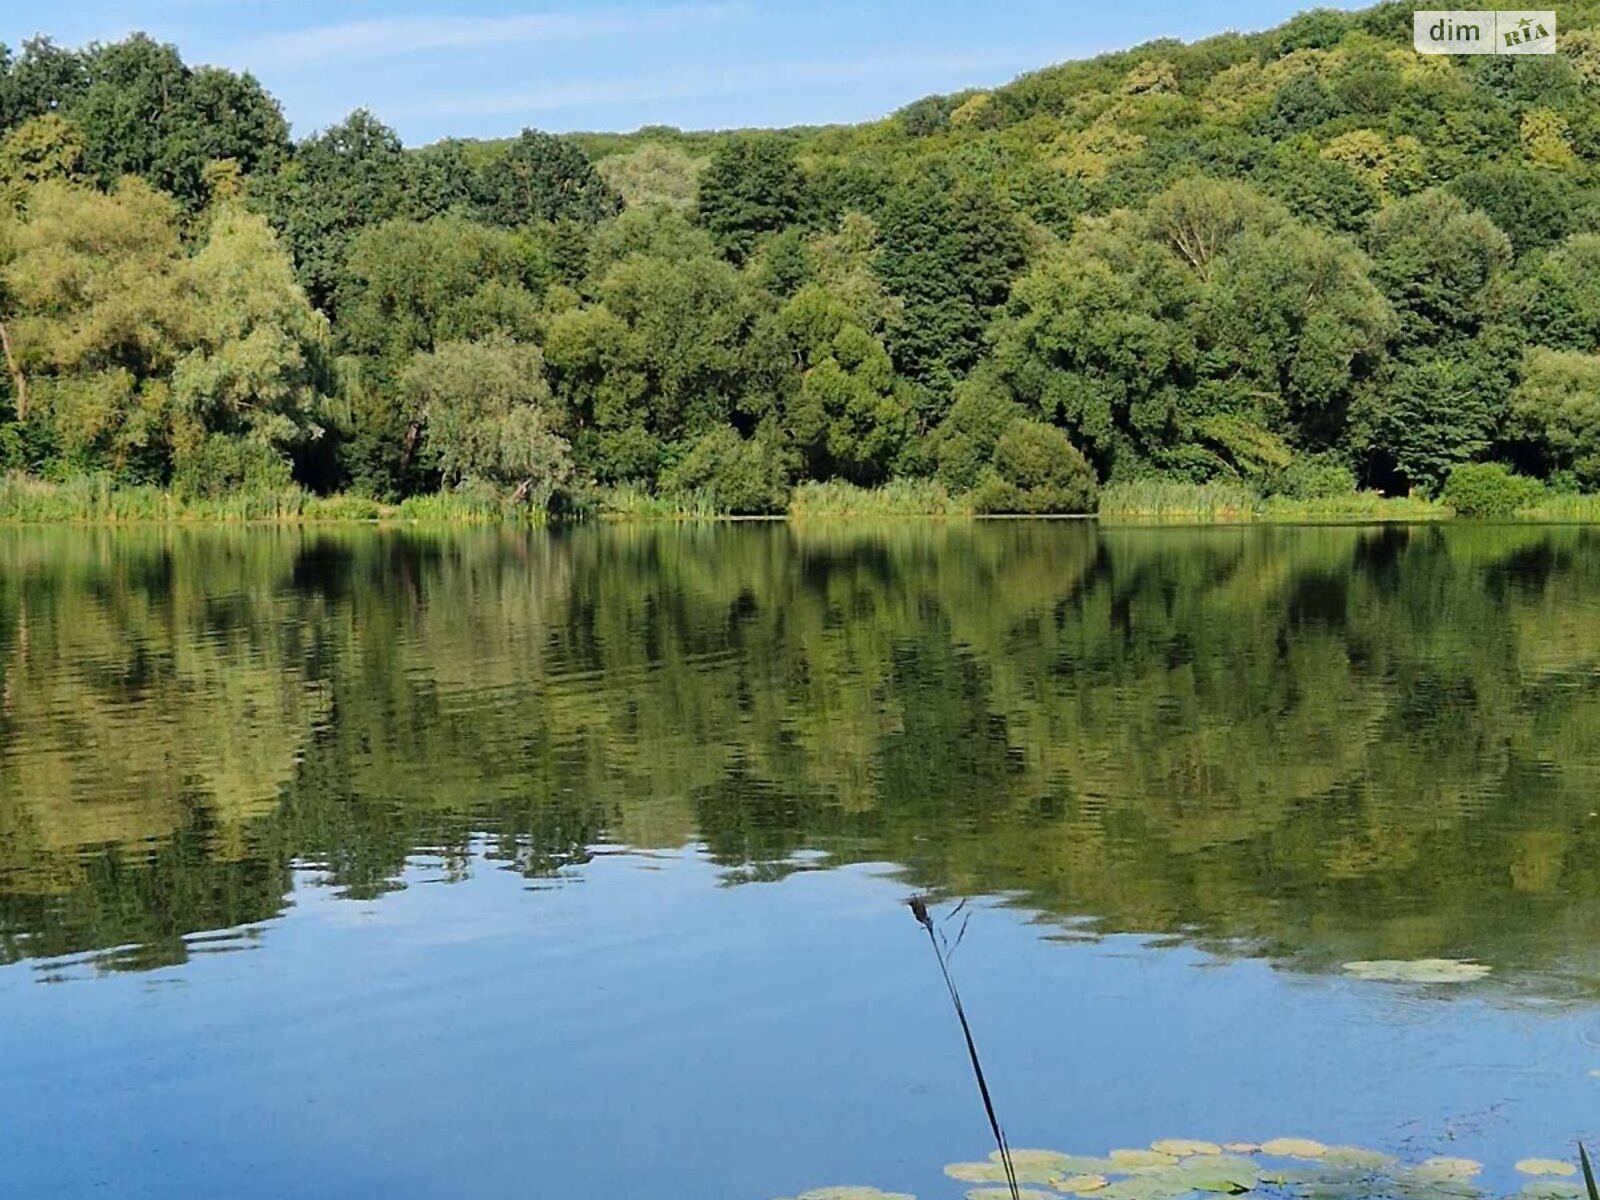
[1260,492,1450,522]
[1097,479,1259,520]
[909,896,1020,1200]
[789,479,968,517]
[1517,494,1600,522]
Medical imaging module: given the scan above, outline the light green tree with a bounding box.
[172,204,330,456]
[402,337,574,506]
[1509,348,1600,488]
[1,177,186,473]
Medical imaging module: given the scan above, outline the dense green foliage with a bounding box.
[9,5,1600,514]
[1440,460,1547,514]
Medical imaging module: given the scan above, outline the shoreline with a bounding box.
[4,475,1598,527]
[7,510,1600,528]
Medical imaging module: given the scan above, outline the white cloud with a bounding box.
[244,3,742,70]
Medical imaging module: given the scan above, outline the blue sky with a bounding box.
[11,1,1339,144]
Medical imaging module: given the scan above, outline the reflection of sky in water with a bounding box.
[2,848,1598,1200]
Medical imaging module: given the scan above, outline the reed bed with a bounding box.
[789,479,968,517]
[1097,479,1259,520]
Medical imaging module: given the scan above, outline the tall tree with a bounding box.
[72,36,287,207]
[472,128,620,228]
[171,204,330,461]
[402,337,574,506]
[1,178,186,477]
[696,134,803,263]
[255,110,409,310]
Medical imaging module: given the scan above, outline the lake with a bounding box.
[2,521,1599,1200]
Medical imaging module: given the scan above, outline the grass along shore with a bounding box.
[4,472,1600,525]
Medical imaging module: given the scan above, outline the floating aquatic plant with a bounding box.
[1414,1156,1484,1180]
[946,1154,1079,1186]
[857,1137,1594,1200]
[1260,1139,1328,1159]
[1153,1142,1224,1159]
[1521,1181,1583,1200]
[1341,959,1491,984]
[1519,1161,1578,1178]
[1056,1174,1111,1193]
[1110,1150,1181,1170]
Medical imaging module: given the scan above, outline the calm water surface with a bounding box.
[2,522,1600,1199]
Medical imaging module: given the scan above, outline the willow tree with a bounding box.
[0,177,186,476]
[169,203,331,493]
[401,337,574,506]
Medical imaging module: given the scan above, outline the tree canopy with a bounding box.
[8,7,1600,512]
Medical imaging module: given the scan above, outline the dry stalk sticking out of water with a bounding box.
[908,895,1020,1200]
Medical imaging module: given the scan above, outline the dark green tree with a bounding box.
[254,110,410,309]
[472,128,620,228]
[71,36,288,207]
[874,174,1027,400]
[695,135,803,263]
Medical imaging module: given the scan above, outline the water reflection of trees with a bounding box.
[3,522,1600,984]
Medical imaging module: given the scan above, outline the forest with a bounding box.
[6,2,1600,516]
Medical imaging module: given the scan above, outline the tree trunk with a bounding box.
[397,419,421,472]
[0,318,25,421]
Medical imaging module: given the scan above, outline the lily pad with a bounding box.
[948,1154,1082,1186]
[1111,1150,1181,1170]
[1153,1141,1224,1158]
[1096,1175,1199,1200]
[1256,1168,1320,1186]
[947,1164,1009,1184]
[993,1150,1092,1184]
[1006,1152,1079,1171]
[1321,1147,1397,1170]
[1520,1181,1583,1200]
[968,1191,1057,1200]
[1518,1160,1578,1178]
[1291,1181,1385,1200]
[1410,1157,1483,1181]
[1341,959,1490,984]
[1164,1155,1260,1194]
[1056,1175,1110,1194]
[1261,1139,1329,1159]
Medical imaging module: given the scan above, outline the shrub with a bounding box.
[1547,469,1582,496]
[659,426,792,514]
[172,436,293,500]
[0,425,23,474]
[971,420,1098,514]
[788,478,965,516]
[1272,455,1358,500]
[1441,462,1545,517]
[929,374,1025,492]
[302,493,383,521]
